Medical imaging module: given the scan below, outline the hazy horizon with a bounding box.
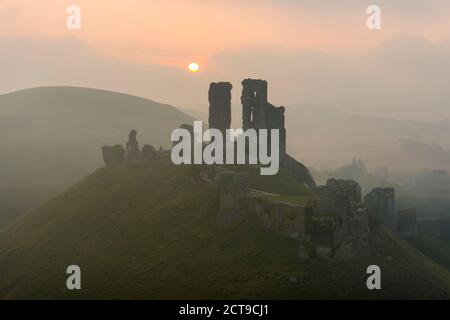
[1,0,450,120]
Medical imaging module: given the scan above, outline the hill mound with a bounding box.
[0,86,192,226]
[1,157,450,299]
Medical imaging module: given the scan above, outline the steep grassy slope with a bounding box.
[404,235,450,271]
[1,158,450,299]
[0,86,192,226]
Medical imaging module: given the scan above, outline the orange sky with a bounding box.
[2,1,450,120]
[2,0,450,69]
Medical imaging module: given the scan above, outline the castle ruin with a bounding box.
[364,187,396,227]
[102,130,168,165]
[241,79,286,156]
[98,79,402,262]
[208,82,232,134]
[217,171,251,223]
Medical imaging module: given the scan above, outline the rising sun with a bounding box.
[188,62,200,72]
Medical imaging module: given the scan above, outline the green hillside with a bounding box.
[1,157,450,299]
[0,86,192,226]
[405,235,450,271]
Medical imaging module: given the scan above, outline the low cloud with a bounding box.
[1,34,450,121]
[213,34,450,120]
[0,36,210,108]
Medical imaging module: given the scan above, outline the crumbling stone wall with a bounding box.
[241,79,286,156]
[315,178,362,203]
[332,195,370,260]
[217,171,251,223]
[126,129,140,161]
[209,82,232,134]
[313,178,370,260]
[241,79,268,130]
[216,168,313,240]
[247,196,313,239]
[364,187,395,227]
[102,145,125,165]
[102,130,163,165]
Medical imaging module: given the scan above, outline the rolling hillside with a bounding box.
[1,156,450,299]
[0,87,192,226]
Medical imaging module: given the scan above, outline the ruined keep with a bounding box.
[241,79,286,156]
[241,79,268,130]
[364,187,396,227]
[208,82,232,134]
[202,78,315,188]
[217,171,251,223]
[126,129,140,161]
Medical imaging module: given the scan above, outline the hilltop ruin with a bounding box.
[100,79,399,262]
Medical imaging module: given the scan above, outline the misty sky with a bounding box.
[1,0,450,120]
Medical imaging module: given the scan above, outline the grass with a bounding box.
[404,235,450,271]
[247,190,317,207]
[0,157,450,299]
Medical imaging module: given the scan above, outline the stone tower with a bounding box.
[208,82,232,134]
[241,79,268,130]
[240,79,286,156]
[364,187,396,226]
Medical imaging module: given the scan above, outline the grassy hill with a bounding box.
[404,235,450,271]
[1,157,450,299]
[0,86,192,226]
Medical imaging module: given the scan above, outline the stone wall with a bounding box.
[240,79,286,156]
[315,178,362,203]
[312,178,370,260]
[247,196,313,239]
[332,195,370,260]
[208,82,232,134]
[241,79,268,130]
[102,145,125,165]
[217,171,251,223]
[364,187,395,227]
[102,130,162,165]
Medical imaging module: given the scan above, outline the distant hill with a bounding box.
[1,156,449,299]
[180,103,450,175]
[0,87,192,226]
[284,104,450,174]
